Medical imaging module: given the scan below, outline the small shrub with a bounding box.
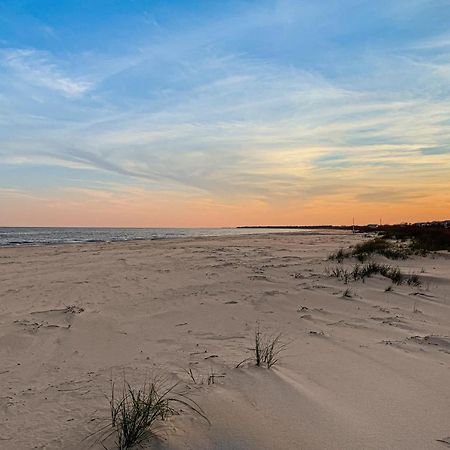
[380,225,450,253]
[355,252,369,262]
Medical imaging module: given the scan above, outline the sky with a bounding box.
[0,0,449,227]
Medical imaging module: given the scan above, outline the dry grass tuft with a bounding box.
[237,325,288,369]
[91,377,208,449]
[328,262,415,285]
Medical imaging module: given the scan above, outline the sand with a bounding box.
[0,231,449,449]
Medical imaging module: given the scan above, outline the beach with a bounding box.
[0,231,449,449]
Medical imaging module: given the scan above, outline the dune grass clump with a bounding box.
[356,262,404,284]
[406,273,421,287]
[328,262,417,286]
[352,238,410,261]
[348,262,402,284]
[327,265,351,283]
[328,248,350,263]
[387,267,403,284]
[237,325,287,369]
[96,379,207,449]
[342,287,353,298]
[328,237,411,262]
[255,326,285,368]
[329,226,450,262]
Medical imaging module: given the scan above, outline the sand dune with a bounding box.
[0,231,449,449]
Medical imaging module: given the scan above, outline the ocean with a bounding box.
[0,227,304,247]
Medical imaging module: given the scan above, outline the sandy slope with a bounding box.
[0,231,449,449]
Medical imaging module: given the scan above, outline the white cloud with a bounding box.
[1,48,91,97]
[2,47,449,203]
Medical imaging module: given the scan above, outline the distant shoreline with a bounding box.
[0,226,340,248]
[237,225,351,230]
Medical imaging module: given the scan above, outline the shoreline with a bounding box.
[0,228,354,249]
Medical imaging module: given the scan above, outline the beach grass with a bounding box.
[406,273,421,287]
[342,287,353,298]
[237,325,287,369]
[352,238,409,260]
[328,238,410,262]
[95,378,207,449]
[328,248,348,263]
[328,262,421,286]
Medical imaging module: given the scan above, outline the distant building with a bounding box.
[413,220,450,228]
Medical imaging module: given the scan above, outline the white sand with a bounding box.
[0,231,449,449]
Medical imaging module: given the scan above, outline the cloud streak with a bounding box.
[0,48,91,97]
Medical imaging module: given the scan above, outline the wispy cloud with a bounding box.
[0,48,91,97]
[2,48,449,199]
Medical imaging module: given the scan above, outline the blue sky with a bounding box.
[0,0,449,226]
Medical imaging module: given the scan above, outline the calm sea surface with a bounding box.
[0,227,307,247]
